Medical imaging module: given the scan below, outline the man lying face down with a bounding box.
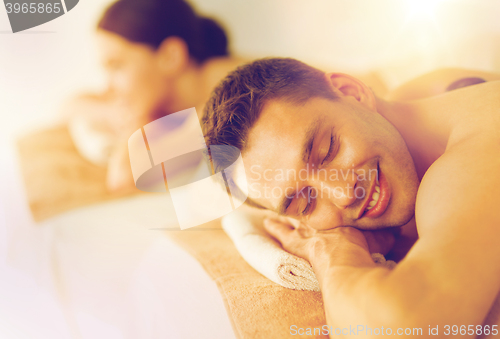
[202,58,500,333]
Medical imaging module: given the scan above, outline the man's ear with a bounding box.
[325,73,377,111]
[156,36,190,76]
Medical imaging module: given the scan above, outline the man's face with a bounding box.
[242,96,419,231]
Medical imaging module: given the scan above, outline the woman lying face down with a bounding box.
[63,0,244,192]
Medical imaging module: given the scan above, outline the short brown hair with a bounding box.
[202,58,338,207]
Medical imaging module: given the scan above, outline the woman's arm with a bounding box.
[107,108,205,192]
[62,92,147,191]
[62,93,123,166]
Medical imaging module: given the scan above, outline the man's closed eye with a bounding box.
[320,130,337,166]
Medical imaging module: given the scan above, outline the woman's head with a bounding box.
[96,0,229,114]
[98,0,228,64]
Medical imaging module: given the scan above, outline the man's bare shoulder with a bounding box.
[400,135,500,319]
[414,80,500,236]
[415,132,500,238]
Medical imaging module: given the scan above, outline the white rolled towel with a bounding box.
[221,209,396,292]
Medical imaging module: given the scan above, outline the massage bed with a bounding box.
[5,71,500,338]
[2,126,328,339]
[0,129,236,339]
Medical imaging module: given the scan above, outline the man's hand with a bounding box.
[263,216,396,265]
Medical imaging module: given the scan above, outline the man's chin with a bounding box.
[376,207,416,230]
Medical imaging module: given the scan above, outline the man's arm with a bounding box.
[265,134,500,335]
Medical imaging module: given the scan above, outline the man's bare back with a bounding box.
[390,80,500,329]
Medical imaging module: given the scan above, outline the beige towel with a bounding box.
[222,209,396,292]
[222,209,321,291]
[166,222,328,339]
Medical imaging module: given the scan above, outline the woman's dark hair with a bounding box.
[98,0,229,64]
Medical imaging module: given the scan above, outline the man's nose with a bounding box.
[311,171,359,209]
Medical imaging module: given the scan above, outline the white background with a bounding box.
[1,0,500,142]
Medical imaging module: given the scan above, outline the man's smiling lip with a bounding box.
[357,165,378,219]
[363,165,391,219]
